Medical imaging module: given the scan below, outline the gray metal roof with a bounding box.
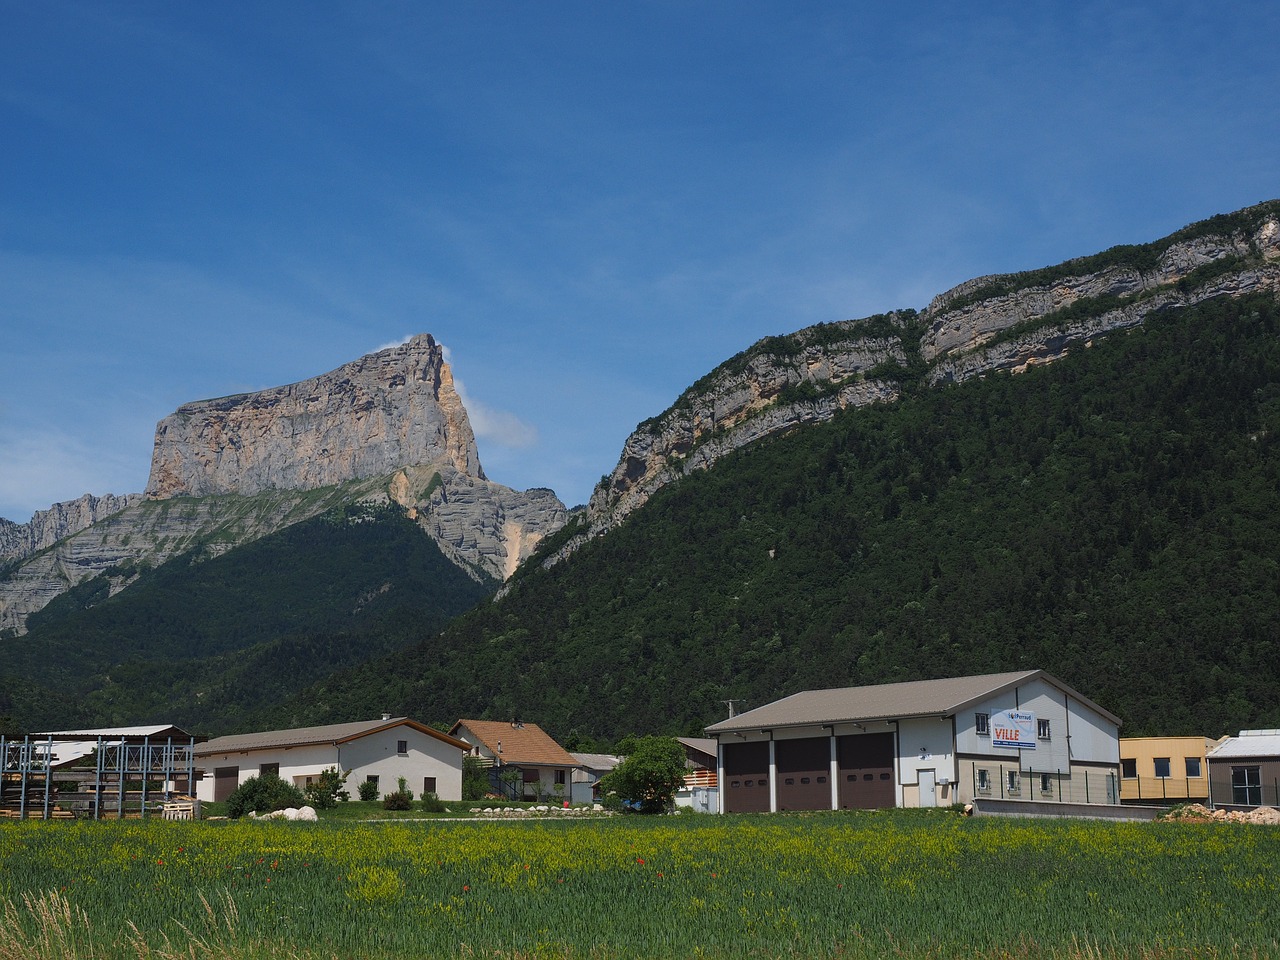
[195,718,466,756]
[34,725,192,740]
[571,752,621,772]
[705,670,1117,734]
[1208,730,1280,760]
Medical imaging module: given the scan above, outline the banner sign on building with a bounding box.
[991,710,1037,750]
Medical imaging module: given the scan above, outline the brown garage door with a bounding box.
[722,741,770,813]
[776,736,832,811]
[213,766,240,803]
[837,732,895,809]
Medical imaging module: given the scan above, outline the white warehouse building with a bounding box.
[706,670,1121,813]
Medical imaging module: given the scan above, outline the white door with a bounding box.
[919,769,937,808]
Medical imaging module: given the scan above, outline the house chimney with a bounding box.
[381,712,391,721]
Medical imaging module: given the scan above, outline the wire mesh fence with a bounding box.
[970,763,1119,805]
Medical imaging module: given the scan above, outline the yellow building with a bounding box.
[1119,736,1221,804]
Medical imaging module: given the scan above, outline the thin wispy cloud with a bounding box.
[375,335,415,353]
[452,374,539,451]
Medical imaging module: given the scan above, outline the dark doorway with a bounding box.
[213,766,240,803]
[837,733,895,809]
[776,737,832,811]
[722,741,770,813]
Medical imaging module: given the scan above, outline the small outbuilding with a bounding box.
[674,737,720,814]
[1118,736,1221,805]
[1207,730,1280,809]
[195,717,468,803]
[706,670,1121,813]
[570,752,622,805]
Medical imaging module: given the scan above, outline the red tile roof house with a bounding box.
[194,717,469,804]
[449,719,579,803]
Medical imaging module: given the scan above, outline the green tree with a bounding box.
[598,736,687,814]
[462,755,490,801]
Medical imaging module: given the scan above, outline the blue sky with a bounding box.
[3,2,1278,521]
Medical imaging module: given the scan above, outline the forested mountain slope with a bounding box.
[0,504,493,734]
[266,292,1280,743]
[572,201,1280,553]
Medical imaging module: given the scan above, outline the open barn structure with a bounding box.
[1,725,197,820]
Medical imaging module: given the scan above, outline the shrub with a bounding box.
[225,773,306,819]
[420,791,446,813]
[303,767,349,810]
[382,777,414,811]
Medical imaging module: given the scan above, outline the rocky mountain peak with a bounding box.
[145,334,483,500]
[1,334,567,636]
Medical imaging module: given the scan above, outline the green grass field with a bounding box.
[1,809,1276,959]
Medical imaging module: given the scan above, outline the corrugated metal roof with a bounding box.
[705,670,1113,733]
[450,719,579,767]
[34,725,192,740]
[571,752,621,772]
[27,726,196,769]
[1208,731,1280,760]
[195,718,466,756]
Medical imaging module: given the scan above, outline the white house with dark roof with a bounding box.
[194,717,468,803]
[705,670,1121,813]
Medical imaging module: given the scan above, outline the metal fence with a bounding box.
[972,763,1118,806]
[1119,775,1210,804]
[1208,774,1280,809]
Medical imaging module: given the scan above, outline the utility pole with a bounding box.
[722,699,745,719]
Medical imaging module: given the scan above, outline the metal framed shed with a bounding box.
[1,726,197,820]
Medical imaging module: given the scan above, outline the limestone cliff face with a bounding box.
[571,201,1280,555]
[386,465,569,581]
[145,334,483,499]
[582,320,906,541]
[921,211,1280,382]
[0,492,143,567]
